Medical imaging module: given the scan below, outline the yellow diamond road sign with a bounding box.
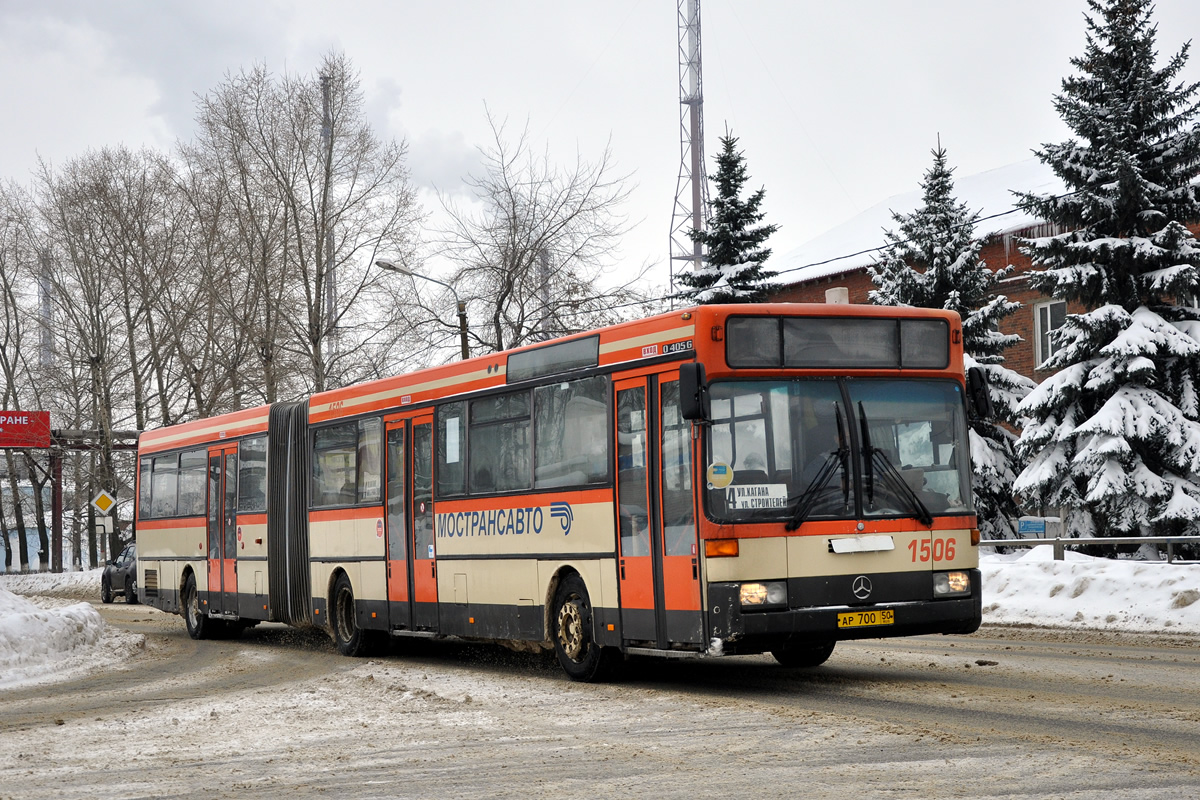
[91,490,116,515]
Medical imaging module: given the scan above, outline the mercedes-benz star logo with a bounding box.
[851,575,873,600]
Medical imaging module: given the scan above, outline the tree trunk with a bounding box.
[0,487,10,571]
[27,453,49,572]
[6,450,30,570]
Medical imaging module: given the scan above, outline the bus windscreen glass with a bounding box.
[704,378,971,523]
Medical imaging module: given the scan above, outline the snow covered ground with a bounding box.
[0,569,145,690]
[981,545,1200,633]
[0,548,1195,691]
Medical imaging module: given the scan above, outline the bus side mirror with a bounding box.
[966,366,994,420]
[679,362,710,421]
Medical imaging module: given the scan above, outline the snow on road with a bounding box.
[0,547,1196,690]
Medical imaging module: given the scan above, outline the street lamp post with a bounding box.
[376,259,470,361]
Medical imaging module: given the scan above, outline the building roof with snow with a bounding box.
[770,159,1066,288]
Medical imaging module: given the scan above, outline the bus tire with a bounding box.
[331,573,369,657]
[551,574,616,682]
[772,640,836,668]
[101,579,113,604]
[182,573,215,640]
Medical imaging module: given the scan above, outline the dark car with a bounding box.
[102,542,138,604]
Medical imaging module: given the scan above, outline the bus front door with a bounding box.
[205,445,238,616]
[615,374,703,649]
[384,413,438,633]
[658,377,703,645]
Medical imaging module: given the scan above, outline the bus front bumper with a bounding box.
[707,573,982,655]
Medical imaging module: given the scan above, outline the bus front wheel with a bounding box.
[772,640,836,668]
[551,574,616,682]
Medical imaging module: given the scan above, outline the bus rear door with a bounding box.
[205,444,238,616]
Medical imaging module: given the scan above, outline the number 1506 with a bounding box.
[908,537,956,562]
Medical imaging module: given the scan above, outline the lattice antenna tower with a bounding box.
[669,0,710,302]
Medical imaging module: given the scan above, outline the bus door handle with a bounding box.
[619,559,625,580]
[431,562,436,579]
[692,558,697,580]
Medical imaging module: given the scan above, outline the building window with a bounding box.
[1035,300,1067,368]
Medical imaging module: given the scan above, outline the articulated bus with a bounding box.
[135,303,986,680]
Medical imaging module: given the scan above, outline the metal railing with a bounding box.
[978,535,1200,563]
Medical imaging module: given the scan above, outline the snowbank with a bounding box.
[980,546,1200,633]
[0,579,145,689]
[0,567,102,597]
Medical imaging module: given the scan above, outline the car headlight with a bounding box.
[933,570,971,597]
[739,581,788,610]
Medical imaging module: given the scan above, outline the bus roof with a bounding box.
[138,404,271,456]
[307,303,962,425]
[137,303,964,446]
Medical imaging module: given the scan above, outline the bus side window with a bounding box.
[139,458,153,519]
[469,391,531,493]
[238,436,268,513]
[436,402,467,497]
[357,418,382,504]
[534,375,610,488]
[151,454,180,518]
[313,423,358,507]
[177,449,209,516]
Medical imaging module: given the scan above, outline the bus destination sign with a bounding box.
[0,411,50,448]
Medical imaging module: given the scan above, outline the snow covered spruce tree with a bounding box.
[1013,0,1200,547]
[868,144,1035,539]
[678,130,779,304]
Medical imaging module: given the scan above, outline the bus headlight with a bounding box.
[739,581,788,610]
[933,571,971,597]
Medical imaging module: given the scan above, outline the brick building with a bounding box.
[765,158,1197,383]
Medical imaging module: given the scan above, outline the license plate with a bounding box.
[837,608,895,628]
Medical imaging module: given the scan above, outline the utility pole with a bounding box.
[537,249,551,342]
[39,252,52,369]
[321,75,338,367]
[669,0,709,303]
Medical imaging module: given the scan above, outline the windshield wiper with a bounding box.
[786,404,850,532]
[857,401,874,505]
[857,402,933,526]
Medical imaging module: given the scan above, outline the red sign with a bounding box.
[0,411,51,448]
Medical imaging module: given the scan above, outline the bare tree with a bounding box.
[434,112,653,356]
[35,151,152,561]
[0,182,44,569]
[191,51,423,395]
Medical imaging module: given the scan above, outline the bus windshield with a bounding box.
[705,378,973,524]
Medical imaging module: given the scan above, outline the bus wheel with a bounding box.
[772,640,836,668]
[182,574,212,640]
[551,574,615,682]
[331,573,368,657]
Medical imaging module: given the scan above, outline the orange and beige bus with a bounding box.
[135,303,987,680]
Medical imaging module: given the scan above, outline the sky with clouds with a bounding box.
[2,0,1198,290]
